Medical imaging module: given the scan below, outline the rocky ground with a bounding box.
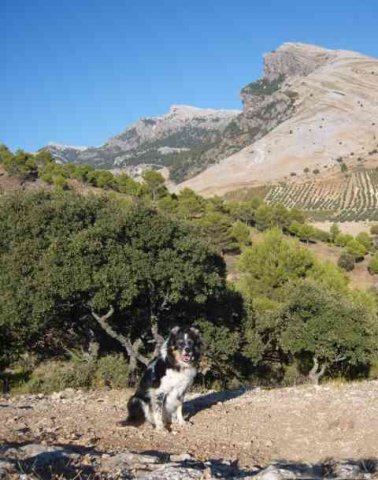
[1,381,378,479]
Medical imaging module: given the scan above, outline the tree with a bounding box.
[330,223,341,243]
[337,252,355,271]
[289,222,317,244]
[0,191,233,382]
[356,232,372,251]
[196,211,238,253]
[230,221,251,248]
[345,239,367,261]
[277,281,378,383]
[255,204,274,231]
[334,233,354,247]
[227,197,263,222]
[142,170,167,203]
[1,149,37,180]
[238,229,315,301]
[176,188,206,219]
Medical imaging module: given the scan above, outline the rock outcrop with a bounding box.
[178,43,378,196]
[44,105,239,183]
[0,442,376,479]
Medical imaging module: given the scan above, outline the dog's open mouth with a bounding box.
[181,353,192,363]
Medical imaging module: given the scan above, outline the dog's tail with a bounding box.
[118,395,146,427]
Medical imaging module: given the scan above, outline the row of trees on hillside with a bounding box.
[1,190,378,389]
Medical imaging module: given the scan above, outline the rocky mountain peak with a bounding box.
[263,42,337,81]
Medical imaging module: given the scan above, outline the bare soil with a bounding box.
[1,381,378,468]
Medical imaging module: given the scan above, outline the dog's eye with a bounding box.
[177,341,185,348]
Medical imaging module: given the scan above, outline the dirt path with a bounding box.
[1,381,378,468]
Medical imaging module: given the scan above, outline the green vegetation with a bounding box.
[369,253,378,275]
[337,252,355,271]
[239,230,378,383]
[1,143,378,390]
[241,74,285,96]
[265,169,378,222]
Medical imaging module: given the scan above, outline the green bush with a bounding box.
[13,354,129,394]
[368,253,378,275]
[345,239,367,261]
[15,358,97,394]
[337,252,355,271]
[94,354,129,388]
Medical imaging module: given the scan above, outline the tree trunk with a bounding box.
[91,307,149,385]
[308,356,326,385]
[150,316,164,357]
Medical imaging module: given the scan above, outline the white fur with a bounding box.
[150,366,196,427]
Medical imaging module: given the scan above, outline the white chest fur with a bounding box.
[158,367,196,399]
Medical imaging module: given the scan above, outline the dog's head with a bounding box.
[166,326,202,368]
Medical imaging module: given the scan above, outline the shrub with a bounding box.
[337,252,355,271]
[12,354,130,394]
[370,224,378,235]
[94,354,129,388]
[15,358,97,394]
[356,232,372,251]
[346,239,367,261]
[368,253,378,275]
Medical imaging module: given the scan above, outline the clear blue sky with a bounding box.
[2,0,378,152]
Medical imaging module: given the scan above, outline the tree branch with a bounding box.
[308,356,326,385]
[91,306,149,366]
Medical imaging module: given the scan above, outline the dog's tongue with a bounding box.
[182,353,191,362]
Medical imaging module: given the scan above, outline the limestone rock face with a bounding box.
[263,42,337,81]
[178,43,378,196]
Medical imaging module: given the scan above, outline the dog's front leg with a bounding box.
[176,401,186,426]
[151,392,165,431]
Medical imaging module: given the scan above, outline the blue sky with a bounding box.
[2,0,378,152]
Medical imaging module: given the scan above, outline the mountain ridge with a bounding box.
[179,42,378,195]
[43,42,378,191]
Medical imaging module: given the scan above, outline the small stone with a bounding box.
[170,453,193,463]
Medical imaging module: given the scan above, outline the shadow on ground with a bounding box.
[184,387,251,419]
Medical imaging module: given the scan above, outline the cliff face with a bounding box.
[263,42,336,81]
[178,43,378,196]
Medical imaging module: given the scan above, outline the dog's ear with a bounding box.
[170,326,180,336]
[190,325,201,337]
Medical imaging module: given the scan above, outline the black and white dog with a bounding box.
[122,326,202,430]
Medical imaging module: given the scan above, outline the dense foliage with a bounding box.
[1,144,378,389]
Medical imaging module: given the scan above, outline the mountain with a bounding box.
[44,43,378,198]
[179,43,378,196]
[44,105,239,183]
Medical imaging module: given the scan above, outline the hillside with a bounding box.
[1,382,378,478]
[179,43,378,199]
[44,105,240,183]
[42,42,378,210]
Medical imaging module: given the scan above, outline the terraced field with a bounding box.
[265,169,378,221]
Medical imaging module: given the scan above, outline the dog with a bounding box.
[122,326,202,430]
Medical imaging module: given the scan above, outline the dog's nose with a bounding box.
[184,347,191,353]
